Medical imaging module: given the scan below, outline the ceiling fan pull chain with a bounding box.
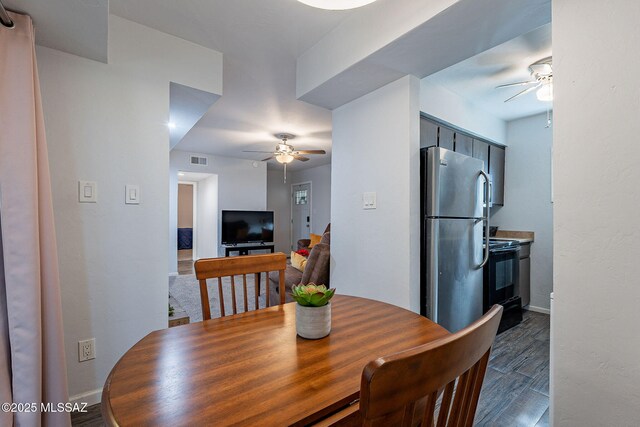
[546,108,552,128]
[284,163,287,183]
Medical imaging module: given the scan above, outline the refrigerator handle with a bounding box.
[479,170,491,268]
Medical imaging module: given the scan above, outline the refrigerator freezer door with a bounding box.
[425,147,484,219]
[425,217,484,332]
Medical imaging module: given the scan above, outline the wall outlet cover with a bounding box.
[78,338,96,362]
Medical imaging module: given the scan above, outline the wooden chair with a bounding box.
[357,305,503,427]
[194,253,286,320]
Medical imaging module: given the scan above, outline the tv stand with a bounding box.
[224,244,275,257]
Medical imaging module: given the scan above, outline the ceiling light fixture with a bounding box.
[275,153,294,164]
[536,82,553,102]
[167,121,177,130]
[297,0,378,10]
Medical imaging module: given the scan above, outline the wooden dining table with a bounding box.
[102,295,449,426]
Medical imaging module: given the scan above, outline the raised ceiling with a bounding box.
[425,24,552,122]
[15,0,552,170]
[110,0,361,171]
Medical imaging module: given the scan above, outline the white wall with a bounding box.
[297,0,456,98]
[267,170,291,254]
[420,79,506,144]
[196,175,218,259]
[552,0,640,425]
[332,75,420,311]
[177,184,194,228]
[37,16,223,403]
[169,150,267,271]
[292,164,332,235]
[491,113,553,311]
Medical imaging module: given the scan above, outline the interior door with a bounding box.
[291,183,311,250]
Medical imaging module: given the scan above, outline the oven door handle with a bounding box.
[479,170,491,268]
[489,247,520,254]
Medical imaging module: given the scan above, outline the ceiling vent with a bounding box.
[190,155,208,166]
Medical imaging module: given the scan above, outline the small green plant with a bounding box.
[291,284,335,307]
[169,303,175,317]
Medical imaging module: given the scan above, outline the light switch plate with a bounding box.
[78,181,97,203]
[125,185,140,204]
[363,192,377,209]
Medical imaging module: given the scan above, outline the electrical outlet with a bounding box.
[78,338,96,362]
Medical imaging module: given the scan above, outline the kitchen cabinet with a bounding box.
[420,118,438,148]
[438,126,455,150]
[518,243,531,307]
[472,139,490,171]
[472,140,504,206]
[455,133,473,156]
[490,146,505,206]
[420,114,506,206]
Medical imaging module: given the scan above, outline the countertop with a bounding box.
[491,230,534,244]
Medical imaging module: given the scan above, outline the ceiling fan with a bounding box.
[243,133,326,182]
[496,56,553,103]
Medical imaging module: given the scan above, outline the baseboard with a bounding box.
[69,388,102,406]
[169,272,179,277]
[525,305,550,315]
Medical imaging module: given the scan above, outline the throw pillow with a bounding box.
[291,251,308,272]
[308,233,322,248]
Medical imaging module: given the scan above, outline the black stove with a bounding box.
[483,239,522,333]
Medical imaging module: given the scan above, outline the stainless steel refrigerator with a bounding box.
[420,147,491,332]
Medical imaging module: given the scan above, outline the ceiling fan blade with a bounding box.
[293,155,310,162]
[496,81,538,89]
[295,150,326,155]
[261,156,274,161]
[243,150,275,153]
[504,83,542,102]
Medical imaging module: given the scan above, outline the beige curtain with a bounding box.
[0,12,70,427]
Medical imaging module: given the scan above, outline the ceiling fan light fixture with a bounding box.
[276,154,294,164]
[536,83,553,102]
[297,0,378,10]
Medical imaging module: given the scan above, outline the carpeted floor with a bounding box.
[169,273,269,322]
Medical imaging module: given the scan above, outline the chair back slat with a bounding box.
[360,305,502,427]
[421,391,438,427]
[230,276,237,315]
[254,273,260,309]
[194,253,286,320]
[217,277,225,317]
[242,274,248,312]
[436,380,455,427]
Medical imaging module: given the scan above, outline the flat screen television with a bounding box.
[221,210,274,245]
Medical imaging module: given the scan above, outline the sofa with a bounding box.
[269,231,330,304]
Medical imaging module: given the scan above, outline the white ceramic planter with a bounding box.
[296,303,331,339]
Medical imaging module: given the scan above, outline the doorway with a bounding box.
[291,182,311,250]
[175,171,218,275]
[177,181,196,275]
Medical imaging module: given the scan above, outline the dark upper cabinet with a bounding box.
[455,133,473,156]
[489,146,505,206]
[472,139,490,171]
[420,118,438,148]
[420,115,506,206]
[438,126,455,151]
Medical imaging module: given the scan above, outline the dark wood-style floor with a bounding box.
[71,310,549,427]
